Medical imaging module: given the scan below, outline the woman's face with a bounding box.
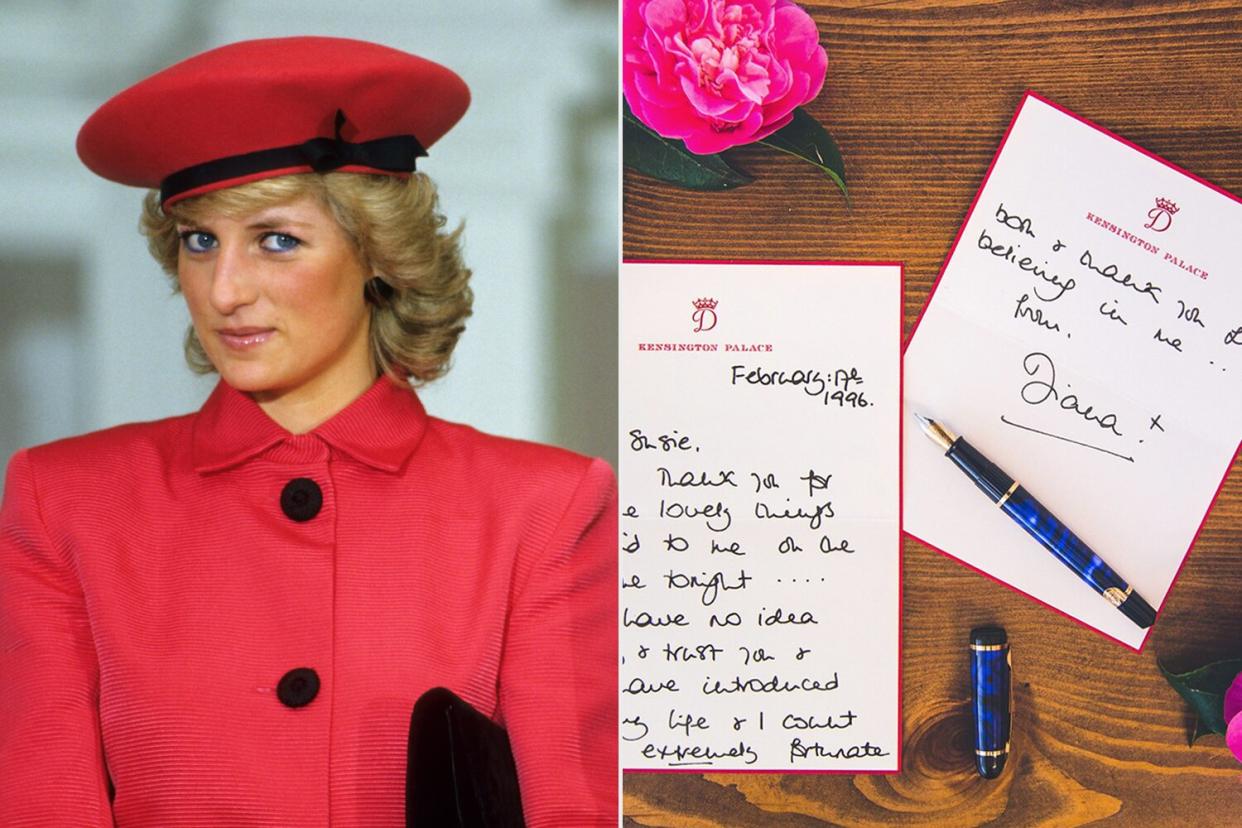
[176,193,375,414]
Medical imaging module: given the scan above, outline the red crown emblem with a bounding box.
[693,297,718,310]
[1155,197,1179,214]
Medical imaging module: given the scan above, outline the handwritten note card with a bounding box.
[620,262,901,772]
[904,93,1242,650]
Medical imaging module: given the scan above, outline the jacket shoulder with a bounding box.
[15,412,197,482]
[419,418,616,565]
[421,416,614,496]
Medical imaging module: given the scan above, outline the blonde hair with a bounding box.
[140,172,473,384]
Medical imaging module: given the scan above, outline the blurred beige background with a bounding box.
[0,0,618,498]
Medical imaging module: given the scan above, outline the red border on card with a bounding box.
[901,90,1242,653]
[619,259,904,774]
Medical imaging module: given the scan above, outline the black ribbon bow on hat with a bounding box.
[160,108,427,203]
[298,109,426,173]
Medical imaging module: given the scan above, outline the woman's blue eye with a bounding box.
[179,230,216,253]
[260,233,301,252]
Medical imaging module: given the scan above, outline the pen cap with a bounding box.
[970,626,1011,779]
[970,626,1007,649]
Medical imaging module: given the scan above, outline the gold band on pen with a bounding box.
[969,643,1008,652]
[1103,585,1133,607]
[975,743,1010,757]
[996,480,1019,508]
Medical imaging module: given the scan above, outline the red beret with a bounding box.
[76,36,470,206]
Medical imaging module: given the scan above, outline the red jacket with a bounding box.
[0,378,617,826]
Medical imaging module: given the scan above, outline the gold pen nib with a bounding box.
[913,412,957,451]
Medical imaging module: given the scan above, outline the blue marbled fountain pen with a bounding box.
[914,414,1156,629]
[970,626,1011,778]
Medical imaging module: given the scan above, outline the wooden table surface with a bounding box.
[621,1,1242,824]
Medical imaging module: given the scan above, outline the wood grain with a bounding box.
[623,1,1242,824]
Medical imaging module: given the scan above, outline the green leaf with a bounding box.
[623,102,753,191]
[1191,714,1212,746]
[1158,657,1242,742]
[758,107,848,202]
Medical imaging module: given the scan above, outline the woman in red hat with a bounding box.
[0,37,616,827]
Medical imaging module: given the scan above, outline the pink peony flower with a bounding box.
[623,0,828,154]
[1227,671,1242,762]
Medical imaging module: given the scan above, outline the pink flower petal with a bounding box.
[630,71,661,103]
[1225,671,1242,725]
[1227,710,1242,763]
[716,68,770,107]
[747,109,796,144]
[681,107,765,154]
[774,2,822,58]
[678,72,733,116]
[642,0,690,33]
[760,70,809,125]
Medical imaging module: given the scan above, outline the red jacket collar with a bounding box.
[191,377,428,473]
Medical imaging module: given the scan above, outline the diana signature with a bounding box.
[1019,351,1122,436]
